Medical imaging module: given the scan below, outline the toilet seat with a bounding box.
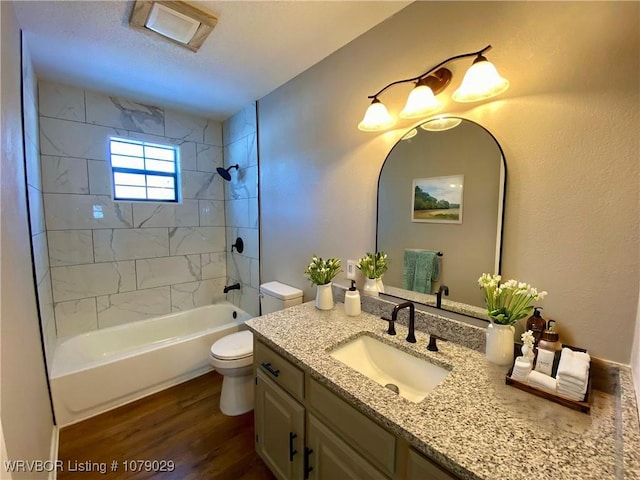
[210,330,253,361]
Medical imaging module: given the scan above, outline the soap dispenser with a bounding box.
[526,307,546,345]
[344,280,361,317]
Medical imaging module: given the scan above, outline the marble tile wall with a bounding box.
[23,49,57,370]
[38,81,227,336]
[223,103,260,316]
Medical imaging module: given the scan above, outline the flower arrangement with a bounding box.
[478,273,547,326]
[304,255,342,286]
[356,252,389,279]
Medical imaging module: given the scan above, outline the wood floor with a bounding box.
[57,371,276,480]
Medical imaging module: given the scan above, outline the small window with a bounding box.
[109,137,180,202]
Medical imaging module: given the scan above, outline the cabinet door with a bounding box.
[306,413,388,480]
[255,370,305,480]
[406,448,459,480]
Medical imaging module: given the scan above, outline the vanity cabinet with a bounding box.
[254,339,459,480]
[255,370,305,480]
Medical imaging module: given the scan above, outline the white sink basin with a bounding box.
[329,335,450,403]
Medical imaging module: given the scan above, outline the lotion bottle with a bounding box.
[344,280,361,317]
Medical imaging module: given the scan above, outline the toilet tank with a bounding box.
[260,281,303,315]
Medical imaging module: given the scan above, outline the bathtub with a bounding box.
[50,302,251,426]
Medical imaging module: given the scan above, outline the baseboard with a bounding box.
[49,426,59,480]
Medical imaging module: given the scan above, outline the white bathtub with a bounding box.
[50,302,251,426]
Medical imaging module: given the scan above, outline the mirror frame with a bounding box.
[375,116,507,320]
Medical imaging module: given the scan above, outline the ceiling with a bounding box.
[13,1,411,121]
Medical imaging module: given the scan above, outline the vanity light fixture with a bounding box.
[358,45,509,132]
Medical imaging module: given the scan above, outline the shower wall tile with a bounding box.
[182,170,222,200]
[169,226,225,255]
[25,132,42,190]
[28,185,46,235]
[165,109,207,143]
[93,228,169,262]
[248,197,259,229]
[132,200,199,228]
[250,258,260,289]
[44,194,133,230]
[223,102,256,145]
[39,82,227,337]
[171,278,226,312]
[88,160,111,195]
[32,231,49,285]
[205,120,223,147]
[196,144,223,172]
[41,155,89,194]
[227,227,259,260]
[48,230,94,267]
[201,252,227,280]
[97,287,171,328]
[51,261,136,302]
[198,200,225,227]
[136,255,200,289]
[227,252,252,286]
[55,298,98,338]
[85,92,165,135]
[39,116,122,161]
[226,199,250,228]
[38,81,85,122]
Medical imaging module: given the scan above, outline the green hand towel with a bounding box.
[403,249,440,294]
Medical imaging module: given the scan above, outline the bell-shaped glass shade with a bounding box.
[401,128,418,140]
[358,99,396,132]
[452,57,509,103]
[399,84,441,118]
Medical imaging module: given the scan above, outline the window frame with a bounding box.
[108,137,181,204]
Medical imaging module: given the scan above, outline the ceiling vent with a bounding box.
[130,1,218,52]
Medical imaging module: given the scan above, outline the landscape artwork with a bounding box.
[411,175,464,223]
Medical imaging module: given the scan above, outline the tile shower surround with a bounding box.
[38,81,235,337]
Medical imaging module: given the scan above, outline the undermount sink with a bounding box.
[329,335,450,403]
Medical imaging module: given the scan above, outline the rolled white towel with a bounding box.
[557,348,591,383]
[528,370,557,394]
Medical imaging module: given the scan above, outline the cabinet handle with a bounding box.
[260,362,280,377]
[289,432,297,461]
[304,447,314,479]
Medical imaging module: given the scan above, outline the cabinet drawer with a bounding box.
[407,448,459,480]
[307,377,395,477]
[255,340,304,401]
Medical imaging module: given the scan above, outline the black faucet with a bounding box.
[436,284,449,309]
[223,283,241,293]
[391,302,416,343]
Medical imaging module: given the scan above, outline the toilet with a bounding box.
[209,281,303,416]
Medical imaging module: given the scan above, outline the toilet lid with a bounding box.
[210,330,253,360]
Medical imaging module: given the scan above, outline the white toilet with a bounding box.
[209,281,303,416]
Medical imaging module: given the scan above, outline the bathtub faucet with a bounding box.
[223,283,241,294]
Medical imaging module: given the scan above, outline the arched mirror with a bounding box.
[376,117,506,314]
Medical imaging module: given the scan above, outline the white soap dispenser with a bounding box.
[344,280,361,317]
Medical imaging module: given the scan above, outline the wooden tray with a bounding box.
[505,344,591,414]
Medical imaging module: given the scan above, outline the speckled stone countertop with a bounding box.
[245,302,640,480]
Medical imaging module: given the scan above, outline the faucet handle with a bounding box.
[427,334,447,352]
[381,316,396,336]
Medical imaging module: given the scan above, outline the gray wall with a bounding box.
[1,1,54,474]
[258,1,639,364]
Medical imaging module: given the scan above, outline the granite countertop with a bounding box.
[246,301,640,480]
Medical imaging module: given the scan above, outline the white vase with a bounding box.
[363,277,379,297]
[376,277,385,293]
[315,283,334,310]
[485,323,515,365]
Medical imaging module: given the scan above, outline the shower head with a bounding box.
[216,164,239,181]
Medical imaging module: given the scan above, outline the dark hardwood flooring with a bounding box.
[57,371,275,480]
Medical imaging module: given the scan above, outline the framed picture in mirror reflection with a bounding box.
[411,175,464,224]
